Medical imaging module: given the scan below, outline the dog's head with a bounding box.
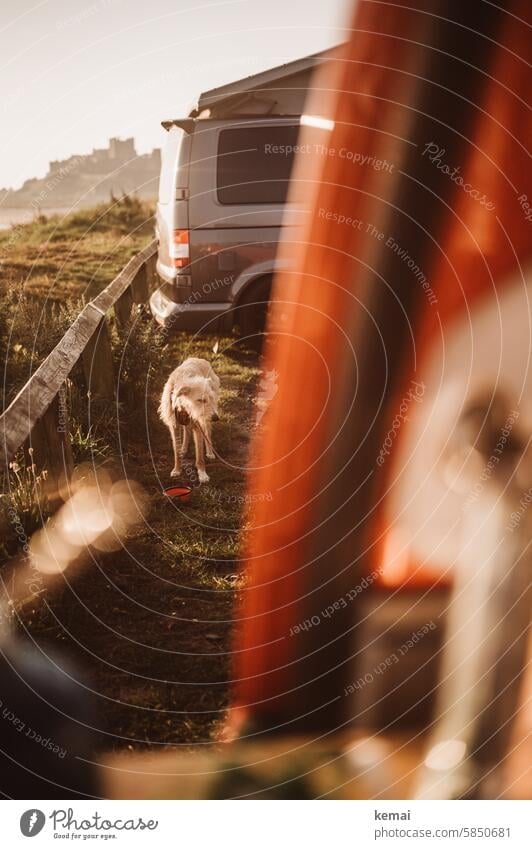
[172,377,218,428]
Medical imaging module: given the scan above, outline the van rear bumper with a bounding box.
[149,286,233,332]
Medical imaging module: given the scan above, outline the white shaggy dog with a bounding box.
[159,357,220,483]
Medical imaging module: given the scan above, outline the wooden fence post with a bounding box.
[82,316,115,401]
[114,287,134,331]
[146,253,157,293]
[29,384,74,498]
[130,265,148,304]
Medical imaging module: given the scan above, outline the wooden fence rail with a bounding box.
[0,239,157,480]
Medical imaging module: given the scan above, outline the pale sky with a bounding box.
[0,0,349,190]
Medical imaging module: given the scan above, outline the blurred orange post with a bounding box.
[231,0,511,735]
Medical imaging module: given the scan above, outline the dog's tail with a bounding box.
[158,377,175,427]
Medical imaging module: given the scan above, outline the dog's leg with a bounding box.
[180,425,190,457]
[193,427,209,484]
[169,422,182,477]
[205,421,215,459]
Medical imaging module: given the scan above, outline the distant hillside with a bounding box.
[1,137,161,210]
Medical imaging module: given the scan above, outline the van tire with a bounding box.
[237,276,272,345]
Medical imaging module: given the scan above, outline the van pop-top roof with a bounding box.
[161,45,343,129]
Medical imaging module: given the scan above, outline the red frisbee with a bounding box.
[163,484,192,503]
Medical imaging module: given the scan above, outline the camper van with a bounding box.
[150,50,333,336]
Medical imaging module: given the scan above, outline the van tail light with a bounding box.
[169,229,190,268]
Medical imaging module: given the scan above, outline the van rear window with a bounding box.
[217,125,299,205]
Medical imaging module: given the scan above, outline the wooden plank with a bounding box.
[1,305,101,465]
[82,317,115,401]
[0,240,156,465]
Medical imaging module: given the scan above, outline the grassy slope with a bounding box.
[0,196,154,302]
[0,197,156,412]
[2,202,259,750]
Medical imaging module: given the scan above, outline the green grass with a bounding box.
[1,195,155,411]
[0,203,260,749]
[0,194,153,302]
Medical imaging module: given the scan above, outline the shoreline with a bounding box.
[0,206,73,230]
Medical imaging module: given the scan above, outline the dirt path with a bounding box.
[16,334,259,752]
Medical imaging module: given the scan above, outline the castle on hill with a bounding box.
[1,138,161,209]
